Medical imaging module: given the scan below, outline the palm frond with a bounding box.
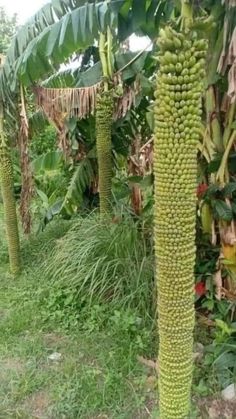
[61,157,96,215]
[42,49,149,89]
[217,0,236,101]
[21,3,116,85]
[28,109,49,135]
[41,67,81,88]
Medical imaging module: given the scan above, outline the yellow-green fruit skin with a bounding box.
[0,143,21,274]
[154,29,207,418]
[96,91,113,215]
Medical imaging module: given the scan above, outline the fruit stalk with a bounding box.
[0,101,21,274]
[96,91,113,215]
[154,27,207,418]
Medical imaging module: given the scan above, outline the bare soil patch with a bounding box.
[22,390,51,419]
[197,396,236,418]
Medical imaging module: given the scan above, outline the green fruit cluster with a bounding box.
[96,91,113,215]
[0,140,21,274]
[154,27,207,419]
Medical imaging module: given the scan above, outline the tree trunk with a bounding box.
[128,133,143,216]
[154,27,207,418]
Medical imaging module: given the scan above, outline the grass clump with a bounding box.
[21,217,72,267]
[43,214,154,323]
[0,213,157,418]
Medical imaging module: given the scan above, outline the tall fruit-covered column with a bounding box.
[96,30,114,216]
[96,91,113,215]
[154,27,207,418]
[0,102,21,274]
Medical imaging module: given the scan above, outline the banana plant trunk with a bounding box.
[96,91,113,215]
[0,104,21,274]
[154,27,207,418]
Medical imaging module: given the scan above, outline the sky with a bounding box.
[0,0,48,24]
[0,0,150,51]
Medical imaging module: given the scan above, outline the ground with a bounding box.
[0,211,235,418]
[0,268,159,418]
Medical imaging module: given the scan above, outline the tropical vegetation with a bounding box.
[0,0,235,418]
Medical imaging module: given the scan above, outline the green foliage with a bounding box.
[31,125,57,157]
[0,7,17,54]
[17,2,123,86]
[204,321,236,390]
[0,0,82,92]
[199,181,236,224]
[195,228,219,276]
[21,218,73,266]
[61,156,96,215]
[213,200,233,222]
[33,150,63,175]
[0,0,167,92]
[43,51,150,88]
[31,149,68,229]
[42,214,154,325]
[32,148,97,226]
[33,191,65,231]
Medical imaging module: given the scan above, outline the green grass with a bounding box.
[43,214,155,320]
[0,275,156,418]
[1,211,231,418]
[0,215,157,418]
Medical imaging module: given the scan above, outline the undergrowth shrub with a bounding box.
[22,217,72,266]
[0,205,9,264]
[0,235,8,265]
[43,214,154,324]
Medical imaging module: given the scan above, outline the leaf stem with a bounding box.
[99,32,109,91]
[181,0,193,31]
[217,130,236,186]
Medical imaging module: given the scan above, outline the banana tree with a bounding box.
[197,0,236,305]
[0,1,106,262]
[0,0,127,256]
[2,0,168,88]
[28,45,152,222]
[0,0,172,234]
[6,1,166,216]
[35,50,149,214]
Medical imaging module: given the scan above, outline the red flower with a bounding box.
[195,281,206,297]
[197,183,208,198]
